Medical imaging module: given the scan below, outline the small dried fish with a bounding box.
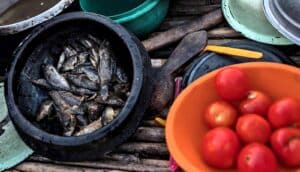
[70,41,85,53]
[76,115,88,126]
[74,117,102,136]
[98,40,116,100]
[87,34,102,46]
[64,46,77,57]
[85,102,103,122]
[113,83,130,96]
[81,67,99,83]
[115,67,128,84]
[61,55,77,72]
[59,91,84,106]
[42,64,70,90]
[57,111,76,136]
[57,52,66,70]
[31,78,52,90]
[79,39,99,67]
[102,107,117,125]
[50,91,85,116]
[66,73,99,91]
[71,86,97,96]
[36,100,54,121]
[77,52,89,65]
[95,95,125,107]
[73,65,94,74]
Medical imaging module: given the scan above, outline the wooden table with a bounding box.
[6,0,300,171]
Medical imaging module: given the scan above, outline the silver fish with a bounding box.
[85,102,103,122]
[73,65,94,74]
[31,78,52,90]
[50,91,85,116]
[61,55,78,72]
[89,54,98,68]
[64,46,77,57]
[81,67,99,83]
[71,86,97,96]
[57,52,66,71]
[36,100,54,121]
[115,67,128,84]
[79,39,99,67]
[42,64,70,90]
[98,40,115,100]
[70,41,85,53]
[95,95,125,107]
[74,117,102,136]
[113,83,130,96]
[76,115,88,126]
[59,91,84,106]
[87,34,102,46]
[101,107,117,125]
[77,52,89,65]
[58,111,76,136]
[66,74,99,91]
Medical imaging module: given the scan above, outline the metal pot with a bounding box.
[0,0,75,35]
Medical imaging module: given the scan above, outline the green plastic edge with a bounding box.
[0,83,33,171]
[222,0,293,45]
[80,0,160,24]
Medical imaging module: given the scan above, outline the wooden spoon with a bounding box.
[149,31,208,113]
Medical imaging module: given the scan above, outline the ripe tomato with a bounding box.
[271,128,300,167]
[201,127,241,169]
[215,67,250,101]
[238,143,278,172]
[239,90,272,116]
[268,97,300,128]
[204,100,238,128]
[236,114,271,144]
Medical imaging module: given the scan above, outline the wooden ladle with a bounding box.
[149,31,208,113]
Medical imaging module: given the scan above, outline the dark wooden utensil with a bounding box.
[142,9,222,52]
[149,31,208,113]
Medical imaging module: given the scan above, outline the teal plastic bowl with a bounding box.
[80,0,170,37]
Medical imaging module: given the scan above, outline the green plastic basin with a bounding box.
[80,0,170,37]
[222,0,292,45]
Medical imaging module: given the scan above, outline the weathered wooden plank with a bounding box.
[131,127,165,142]
[116,143,169,156]
[15,162,112,172]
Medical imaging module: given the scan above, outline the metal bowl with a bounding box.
[263,0,300,45]
[0,0,74,35]
[222,0,292,45]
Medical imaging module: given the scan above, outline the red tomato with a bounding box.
[239,90,272,116]
[201,127,241,169]
[215,67,250,101]
[271,128,300,167]
[204,100,238,128]
[236,114,271,144]
[238,143,278,172]
[268,97,300,128]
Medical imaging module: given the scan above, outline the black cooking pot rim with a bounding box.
[5,12,144,146]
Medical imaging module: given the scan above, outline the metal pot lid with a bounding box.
[0,0,74,35]
[0,82,33,171]
[222,0,293,45]
[263,0,300,45]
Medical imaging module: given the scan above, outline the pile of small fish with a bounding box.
[31,34,130,136]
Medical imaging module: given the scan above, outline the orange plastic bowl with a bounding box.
[166,62,300,172]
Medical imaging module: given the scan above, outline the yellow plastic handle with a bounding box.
[204,45,263,59]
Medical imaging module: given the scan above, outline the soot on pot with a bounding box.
[18,32,131,136]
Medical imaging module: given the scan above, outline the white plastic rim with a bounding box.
[0,0,74,35]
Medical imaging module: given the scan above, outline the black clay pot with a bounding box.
[5,12,152,161]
